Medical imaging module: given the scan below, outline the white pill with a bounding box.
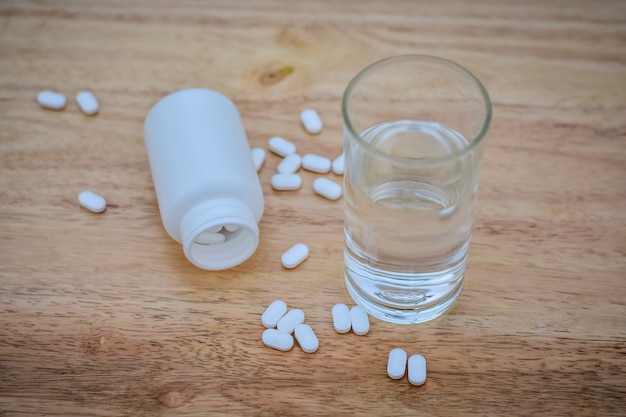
[262,328,294,351]
[195,231,226,245]
[408,354,427,386]
[206,225,223,233]
[438,205,457,219]
[277,153,302,174]
[277,308,305,333]
[294,323,319,353]
[313,177,342,201]
[268,136,296,157]
[332,153,345,175]
[300,109,322,134]
[281,243,309,269]
[271,173,302,191]
[76,91,99,115]
[350,305,370,335]
[331,303,351,334]
[302,154,331,174]
[78,190,106,213]
[224,224,240,232]
[261,300,288,328]
[37,90,66,110]
[251,147,266,172]
[387,348,408,380]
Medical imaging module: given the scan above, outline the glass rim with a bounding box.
[341,54,492,165]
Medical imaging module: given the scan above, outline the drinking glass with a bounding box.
[342,55,491,324]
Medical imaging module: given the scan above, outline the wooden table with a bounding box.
[1,1,624,415]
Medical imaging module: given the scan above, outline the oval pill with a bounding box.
[277,153,302,174]
[195,231,226,245]
[294,323,319,353]
[251,147,266,172]
[262,328,294,351]
[387,348,408,380]
[408,354,427,386]
[37,90,66,110]
[438,205,457,219]
[76,91,99,115]
[350,305,370,335]
[331,303,351,334]
[300,109,322,134]
[78,190,106,213]
[313,177,342,201]
[224,224,240,232]
[302,154,331,174]
[268,136,296,157]
[332,153,345,175]
[271,173,302,191]
[276,308,305,333]
[281,243,309,269]
[262,300,288,328]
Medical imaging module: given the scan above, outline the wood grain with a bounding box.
[1,0,625,415]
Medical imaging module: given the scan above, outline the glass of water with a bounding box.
[342,55,491,324]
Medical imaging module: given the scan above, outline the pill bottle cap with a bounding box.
[180,198,259,270]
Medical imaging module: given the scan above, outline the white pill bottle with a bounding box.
[144,88,264,270]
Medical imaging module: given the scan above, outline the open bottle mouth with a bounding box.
[180,199,260,270]
[184,220,259,271]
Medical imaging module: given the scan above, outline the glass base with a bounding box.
[345,274,463,324]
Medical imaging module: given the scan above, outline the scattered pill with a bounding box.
[77,190,106,213]
[437,205,457,219]
[251,147,266,172]
[195,231,226,245]
[350,305,370,335]
[281,243,309,269]
[271,173,302,191]
[262,328,294,351]
[269,136,296,157]
[302,154,331,174]
[262,300,288,328]
[277,308,305,333]
[75,91,99,115]
[37,90,66,110]
[408,354,427,386]
[294,323,319,353]
[331,303,351,334]
[387,348,408,380]
[300,109,323,134]
[332,153,345,175]
[277,153,302,174]
[224,224,240,232]
[313,178,342,201]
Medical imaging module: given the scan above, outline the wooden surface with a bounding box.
[1,0,625,415]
